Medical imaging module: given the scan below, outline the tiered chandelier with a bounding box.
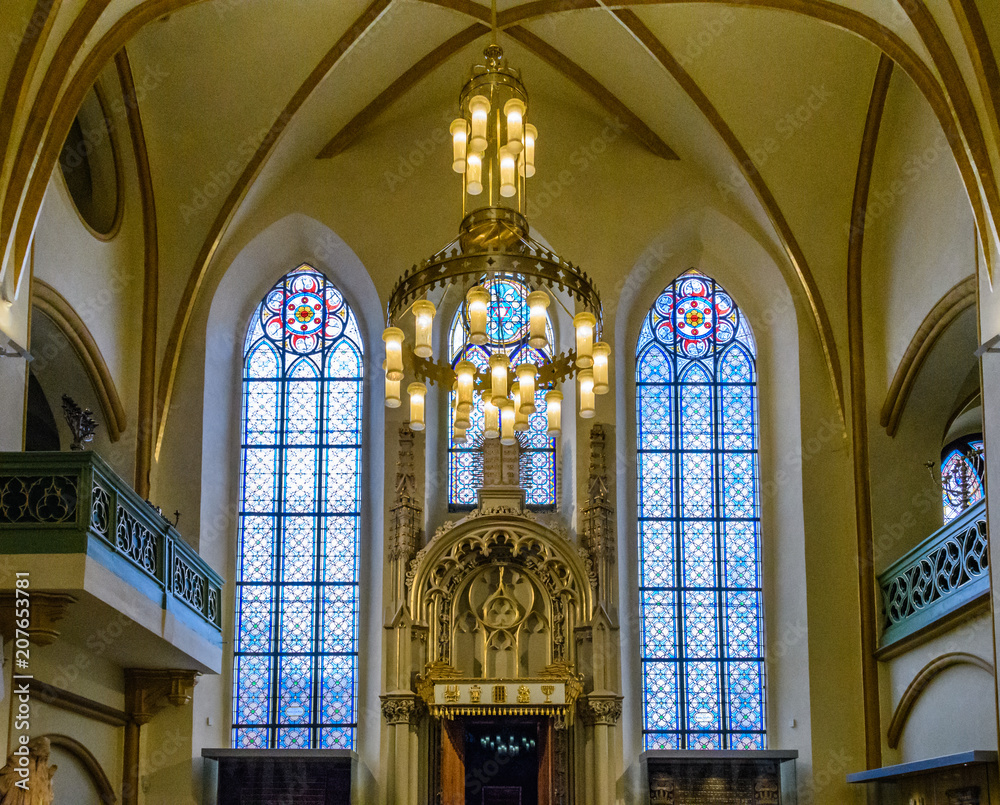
[382,25,609,445]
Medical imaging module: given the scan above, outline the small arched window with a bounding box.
[941,436,985,523]
[447,276,556,509]
[635,270,766,750]
[233,266,363,750]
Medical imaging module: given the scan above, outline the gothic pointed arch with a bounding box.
[232,264,364,750]
[635,269,765,750]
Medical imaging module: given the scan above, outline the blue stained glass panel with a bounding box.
[448,276,556,508]
[233,266,362,750]
[637,270,765,750]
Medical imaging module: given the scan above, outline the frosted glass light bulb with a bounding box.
[573,312,597,369]
[469,95,490,152]
[592,342,610,394]
[545,390,563,436]
[504,98,526,154]
[450,118,468,173]
[408,382,427,430]
[383,360,400,408]
[467,286,490,345]
[483,396,500,439]
[517,363,537,414]
[466,153,483,195]
[579,369,595,419]
[522,124,537,177]
[490,353,509,403]
[499,147,516,198]
[500,401,516,446]
[382,327,404,381]
[412,300,435,359]
[527,291,549,349]
[456,360,476,409]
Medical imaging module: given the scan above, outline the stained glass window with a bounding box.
[448,277,556,508]
[636,270,766,750]
[941,437,986,523]
[233,265,362,750]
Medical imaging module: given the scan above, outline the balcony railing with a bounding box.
[878,498,988,654]
[0,451,222,637]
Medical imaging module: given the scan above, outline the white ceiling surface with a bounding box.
[116,0,958,335]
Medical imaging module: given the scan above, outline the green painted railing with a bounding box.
[878,498,988,652]
[0,451,222,637]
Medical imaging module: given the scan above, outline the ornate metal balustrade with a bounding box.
[0,451,222,636]
[878,498,988,654]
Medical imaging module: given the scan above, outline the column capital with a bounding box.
[380,693,423,725]
[578,694,623,726]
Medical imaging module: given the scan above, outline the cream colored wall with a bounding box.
[158,213,387,800]
[879,613,997,765]
[613,210,839,801]
[0,636,126,803]
[29,62,146,482]
[862,68,980,570]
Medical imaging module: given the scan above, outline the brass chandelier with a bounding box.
[381,25,609,445]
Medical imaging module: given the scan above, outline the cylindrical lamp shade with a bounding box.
[455,360,476,409]
[483,397,500,439]
[452,424,467,445]
[499,147,516,198]
[383,361,401,408]
[383,327,404,381]
[454,401,472,430]
[450,118,468,173]
[412,300,436,358]
[500,401,516,446]
[511,382,528,431]
[573,312,597,369]
[522,124,537,177]
[469,95,490,152]
[408,382,427,430]
[516,363,537,414]
[592,342,610,394]
[489,353,510,403]
[527,291,550,349]
[578,369,595,419]
[504,98,526,154]
[545,390,563,436]
[467,286,491,345]
[466,153,483,195]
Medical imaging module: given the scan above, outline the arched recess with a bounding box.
[192,212,384,786]
[887,652,995,749]
[44,733,117,804]
[31,278,127,441]
[2,0,999,432]
[614,208,813,772]
[881,275,977,437]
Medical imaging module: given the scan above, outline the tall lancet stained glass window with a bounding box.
[448,276,556,508]
[234,265,362,750]
[636,270,765,750]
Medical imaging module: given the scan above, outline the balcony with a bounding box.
[0,451,223,672]
[877,498,988,657]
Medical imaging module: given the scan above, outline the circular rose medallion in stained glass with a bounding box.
[285,292,324,336]
[675,296,714,341]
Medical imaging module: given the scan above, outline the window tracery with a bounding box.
[636,270,766,750]
[233,265,362,750]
